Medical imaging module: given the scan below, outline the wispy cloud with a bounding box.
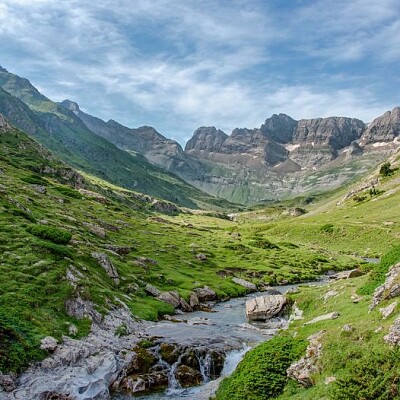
[0,0,398,143]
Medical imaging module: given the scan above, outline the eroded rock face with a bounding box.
[370,263,400,310]
[304,312,340,325]
[232,277,257,291]
[245,295,287,321]
[384,315,400,345]
[287,330,326,387]
[194,287,217,302]
[363,107,400,144]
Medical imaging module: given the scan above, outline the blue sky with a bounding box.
[0,0,399,144]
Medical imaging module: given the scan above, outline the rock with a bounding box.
[0,113,11,129]
[285,287,300,295]
[31,184,47,194]
[189,292,200,308]
[39,392,73,399]
[261,287,282,295]
[179,298,193,312]
[304,312,340,325]
[334,269,364,280]
[370,263,400,310]
[40,336,58,352]
[68,323,78,336]
[158,291,181,308]
[195,253,207,261]
[287,330,326,387]
[187,317,215,326]
[289,302,303,323]
[0,372,17,392]
[325,376,337,385]
[322,290,339,302]
[246,295,287,321]
[103,244,132,255]
[145,284,161,297]
[175,365,202,387]
[384,315,400,345]
[194,287,217,302]
[84,223,106,239]
[65,295,102,324]
[91,252,119,284]
[362,107,400,144]
[380,301,398,319]
[78,189,108,204]
[232,277,257,291]
[341,324,354,333]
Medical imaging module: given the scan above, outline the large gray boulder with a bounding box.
[245,295,287,321]
[91,252,119,285]
[232,278,257,291]
[370,263,400,310]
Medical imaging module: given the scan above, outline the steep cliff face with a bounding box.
[185,126,228,153]
[362,107,400,144]
[260,113,297,144]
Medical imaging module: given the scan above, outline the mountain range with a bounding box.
[1,65,400,205]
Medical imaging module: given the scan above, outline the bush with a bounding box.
[35,240,74,258]
[320,223,335,234]
[330,347,400,399]
[214,336,306,400]
[380,162,392,177]
[27,224,72,244]
[0,310,45,373]
[54,186,82,199]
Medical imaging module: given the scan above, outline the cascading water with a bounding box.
[195,350,213,383]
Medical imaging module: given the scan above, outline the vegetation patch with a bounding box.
[214,336,307,400]
[27,224,72,244]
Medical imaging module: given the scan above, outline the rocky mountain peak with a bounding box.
[185,126,228,152]
[260,113,297,144]
[0,66,8,73]
[61,99,80,113]
[363,107,400,144]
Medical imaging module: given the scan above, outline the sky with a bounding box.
[0,0,399,145]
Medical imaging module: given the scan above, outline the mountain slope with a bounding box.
[0,68,230,209]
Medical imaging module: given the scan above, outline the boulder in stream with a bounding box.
[245,294,287,321]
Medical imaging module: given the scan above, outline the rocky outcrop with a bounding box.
[370,263,400,310]
[362,107,400,144]
[185,126,228,153]
[91,252,120,284]
[287,330,325,387]
[0,113,11,130]
[379,301,397,319]
[40,337,58,352]
[246,295,287,321]
[384,315,400,345]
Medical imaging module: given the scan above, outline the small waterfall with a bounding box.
[195,350,213,382]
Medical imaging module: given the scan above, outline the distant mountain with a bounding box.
[0,67,231,209]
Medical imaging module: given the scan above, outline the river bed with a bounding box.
[113,281,327,400]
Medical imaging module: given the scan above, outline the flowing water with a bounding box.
[113,281,328,400]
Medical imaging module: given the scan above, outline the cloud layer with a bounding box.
[0,0,398,143]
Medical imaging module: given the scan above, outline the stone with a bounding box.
[370,263,400,310]
[158,291,181,308]
[31,184,47,194]
[145,284,161,297]
[40,336,58,352]
[384,316,400,345]
[195,253,207,261]
[287,330,326,387]
[289,302,303,323]
[304,312,340,325]
[179,297,193,312]
[334,269,364,280]
[232,277,257,291]
[323,290,338,302]
[84,223,106,239]
[380,301,398,319]
[91,252,119,284]
[246,295,287,321]
[194,287,217,302]
[175,365,202,387]
[103,244,132,255]
[341,324,354,333]
[325,376,337,385]
[78,189,108,204]
[189,292,200,308]
[0,372,17,392]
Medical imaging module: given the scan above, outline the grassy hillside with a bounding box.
[0,121,361,374]
[215,153,400,400]
[0,70,233,210]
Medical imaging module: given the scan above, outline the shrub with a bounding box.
[35,240,73,258]
[250,238,280,250]
[20,174,48,185]
[214,336,307,400]
[27,224,72,244]
[380,162,392,177]
[320,223,335,234]
[330,347,400,399]
[0,310,45,373]
[54,186,82,199]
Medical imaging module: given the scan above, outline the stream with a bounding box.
[112,281,328,400]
